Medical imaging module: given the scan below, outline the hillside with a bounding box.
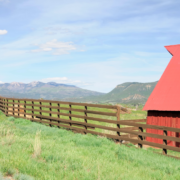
[0,110,179,179]
[0,81,104,100]
[69,81,158,104]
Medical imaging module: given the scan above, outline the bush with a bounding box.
[5,168,16,176]
[14,118,32,125]
[14,173,35,180]
[8,116,15,122]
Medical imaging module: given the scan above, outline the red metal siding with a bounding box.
[146,111,180,147]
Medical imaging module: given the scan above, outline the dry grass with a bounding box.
[97,164,101,180]
[0,125,14,146]
[33,130,41,158]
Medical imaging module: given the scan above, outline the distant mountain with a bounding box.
[0,81,158,104]
[68,81,158,105]
[0,81,104,100]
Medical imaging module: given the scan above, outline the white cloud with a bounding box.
[41,77,90,87]
[0,30,8,35]
[0,81,4,84]
[31,39,77,55]
[42,77,68,82]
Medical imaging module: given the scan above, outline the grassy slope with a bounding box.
[0,109,180,180]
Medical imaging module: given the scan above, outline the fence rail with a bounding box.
[1,96,180,158]
[0,96,124,135]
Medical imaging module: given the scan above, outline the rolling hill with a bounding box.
[68,81,158,104]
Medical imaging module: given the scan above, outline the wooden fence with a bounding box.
[0,96,142,138]
[0,96,180,158]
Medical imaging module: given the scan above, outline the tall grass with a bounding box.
[33,130,41,158]
[0,125,14,146]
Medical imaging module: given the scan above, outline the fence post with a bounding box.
[3,98,5,114]
[138,127,143,148]
[116,106,121,143]
[49,102,52,127]
[69,104,72,128]
[1,97,3,112]
[0,97,1,111]
[24,100,26,119]
[32,101,34,122]
[18,100,20,117]
[13,99,15,117]
[162,130,167,155]
[57,103,60,128]
[6,99,9,116]
[84,106,88,134]
[39,101,42,123]
[4,98,6,115]
[0,97,1,108]
[3,98,5,113]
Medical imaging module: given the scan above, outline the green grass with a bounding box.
[0,109,180,180]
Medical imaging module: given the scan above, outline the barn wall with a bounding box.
[146,111,180,147]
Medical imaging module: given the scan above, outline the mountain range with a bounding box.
[0,81,157,104]
[0,81,104,100]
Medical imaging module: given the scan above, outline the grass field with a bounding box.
[0,106,180,180]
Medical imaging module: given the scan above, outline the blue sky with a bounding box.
[0,0,180,93]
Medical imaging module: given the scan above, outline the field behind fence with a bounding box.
[0,96,180,158]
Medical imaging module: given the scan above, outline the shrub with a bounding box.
[14,173,35,180]
[5,168,16,176]
[8,116,15,122]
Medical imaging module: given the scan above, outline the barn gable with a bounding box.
[143,44,180,111]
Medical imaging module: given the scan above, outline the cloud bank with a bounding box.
[31,39,77,55]
[41,77,89,87]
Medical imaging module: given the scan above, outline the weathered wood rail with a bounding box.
[0,96,140,138]
[0,96,180,158]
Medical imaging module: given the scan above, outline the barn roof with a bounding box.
[143,44,180,111]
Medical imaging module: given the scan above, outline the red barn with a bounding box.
[143,44,180,147]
